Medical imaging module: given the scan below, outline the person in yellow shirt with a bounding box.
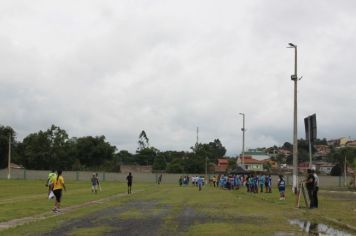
[52,170,66,212]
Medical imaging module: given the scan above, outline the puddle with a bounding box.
[289,219,353,236]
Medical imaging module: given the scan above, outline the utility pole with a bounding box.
[344,154,347,186]
[205,156,208,184]
[8,133,11,179]
[239,113,245,169]
[196,127,199,145]
[288,43,298,193]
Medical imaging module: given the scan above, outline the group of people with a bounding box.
[211,174,273,194]
[45,170,135,213]
[245,174,273,193]
[177,173,291,203]
[179,175,205,190]
[45,170,66,213]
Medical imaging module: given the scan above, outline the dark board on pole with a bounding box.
[304,114,317,142]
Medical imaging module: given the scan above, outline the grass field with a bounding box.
[0,179,355,235]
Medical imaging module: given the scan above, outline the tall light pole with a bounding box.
[8,133,12,179]
[239,113,245,169]
[288,43,298,193]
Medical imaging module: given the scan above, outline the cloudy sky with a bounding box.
[1,1,356,156]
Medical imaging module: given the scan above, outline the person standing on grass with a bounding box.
[158,174,162,184]
[45,169,56,196]
[277,175,286,200]
[127,172,133,194]
[96,173,101,192]
[259,175,265,193]
[52,170,66,212]
[313,168,319,208]
[197,176,203,191]
[305,169,316,208]
[91,173,98,193]
[267,175,272,193]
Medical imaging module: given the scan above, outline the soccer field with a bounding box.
[0,179,355,235]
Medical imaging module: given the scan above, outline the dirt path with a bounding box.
[0,190,143,231]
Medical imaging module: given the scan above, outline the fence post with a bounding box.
[103,172,106,181]
[339,175,341,187]
[24,169,26,180]
[76,171,79,181]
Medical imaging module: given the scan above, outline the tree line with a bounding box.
[1,124,355,174]
[0,125,227,173]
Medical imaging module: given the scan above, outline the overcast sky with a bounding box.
[1,1,356,156]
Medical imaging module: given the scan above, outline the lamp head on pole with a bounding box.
[287,43,297,48]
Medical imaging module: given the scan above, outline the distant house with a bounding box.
[279,148,292,156]
[214,159,229,173]
[10,163,24,169]
[316,162,335,174]
[298,161,335,174]
[243,149,271,161]
[314,145,331,157]
[346,140,356,148]
[298,162,310,173]
[120,165,152,173]
[238,156,264,171]
[328,137,349,147]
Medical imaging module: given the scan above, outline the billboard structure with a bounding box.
[304,114,317,168]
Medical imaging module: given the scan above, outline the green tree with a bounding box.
[166,159,184,173]
[153,152,167,171]
[117,150,135,165]
[73,135,117,169]
[135,147,158,165]
[20,125,70,170]
[137,130,149,151]
[0,125,16,168]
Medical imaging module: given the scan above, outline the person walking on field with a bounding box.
[45,169,56,196]
[52,170,66,212]
[127,172,133,194]
[91,173,99,193]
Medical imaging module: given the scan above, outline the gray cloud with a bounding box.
[1,0,356,156]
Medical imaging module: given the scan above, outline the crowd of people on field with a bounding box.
[178,174,275,193]
[44,167,319,214]
[177,173,294,202]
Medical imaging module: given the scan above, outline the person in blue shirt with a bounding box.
[278,175,286,200]
[197,176,203,191]
[259,175,265,193]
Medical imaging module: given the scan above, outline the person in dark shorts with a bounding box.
[127,172,133,194]
[278,175,286,200]
[305,169,316,208]
[52,170,66,212]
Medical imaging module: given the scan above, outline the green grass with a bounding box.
[0,180,355,236]
[0,179,132,222]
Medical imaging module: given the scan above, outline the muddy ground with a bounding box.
[37,200,265,236]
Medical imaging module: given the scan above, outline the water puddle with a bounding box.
[289,219,353,236]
